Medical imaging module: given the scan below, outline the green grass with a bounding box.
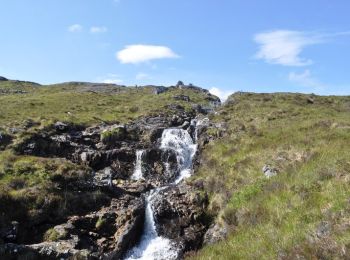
[190,93,350,259]
[0,81,213,128]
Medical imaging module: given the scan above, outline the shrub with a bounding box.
[129,106,139,113]
[43,228,62,242]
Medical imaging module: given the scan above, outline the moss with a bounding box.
[101,127,126,144]
[43,228,66,242]
[95,216,107,231]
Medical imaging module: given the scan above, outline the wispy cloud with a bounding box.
[254,30,350,67]
[68,24,83,33]
[288,70,326,91]
[254,30,322,66]
[116,44,179,64]
[90,26,108,34]
[209,87,234,102]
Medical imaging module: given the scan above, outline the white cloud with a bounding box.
[136,73,151,80]
[209,87,234,102]
[254,30,321,66]
[102,79,123,84]
[116,44,179,64]
[90,26,108,34]
[288,70,325,90]
[68,24,83,33]
[100,74,123,84]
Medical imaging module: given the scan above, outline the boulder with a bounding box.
[203,222,228,245]
[262,164,278,178]
[152,185,209,253]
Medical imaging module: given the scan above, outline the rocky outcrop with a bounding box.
[5,108,214,259]
[152,185,209,253]
[1,194,145,259]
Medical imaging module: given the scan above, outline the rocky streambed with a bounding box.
[0,111,217,259]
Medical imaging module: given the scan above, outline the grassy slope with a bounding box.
[0,81,212,128]
[191,93,350,259]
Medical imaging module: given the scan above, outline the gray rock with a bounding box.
[152,185,209,252]
[54,121,69,131]
[262,164,277,178]
[203,222,228,245]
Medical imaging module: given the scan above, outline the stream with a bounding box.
[124,123,198,260]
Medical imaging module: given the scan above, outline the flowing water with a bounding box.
[131,150,144,180]
[160,128,197,184]
[125,126,198,260]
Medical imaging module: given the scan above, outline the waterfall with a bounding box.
[160,128,197,184]
[124,188,178,260]
[125,125,198,260]
[131,150,144,180]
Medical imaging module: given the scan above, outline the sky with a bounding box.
[0,0,350,100]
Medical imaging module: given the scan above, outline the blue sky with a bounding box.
[0,0,349,99]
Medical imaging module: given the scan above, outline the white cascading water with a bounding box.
[125,126,198,260]
[124,188,178,260]
[160,128,198,184]
[131,150,144,180]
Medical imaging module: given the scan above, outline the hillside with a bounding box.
[0,79,219,259]
[190,92,350,259]
[0,78,349,259]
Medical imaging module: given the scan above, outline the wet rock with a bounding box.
[141,148,178,185]
[152,185,209,252]
[93,167,114,188]
[180,121,190,130]
[114,180,154,196]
